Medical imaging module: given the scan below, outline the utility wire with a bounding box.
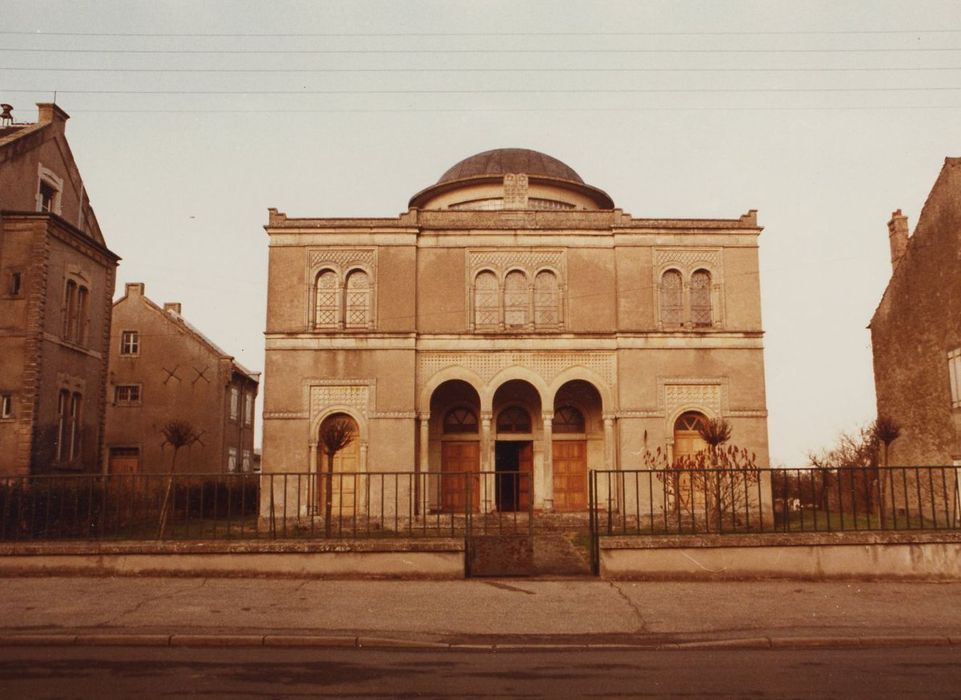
[2,29,961,37]
[4,66,961,74]
[3,87,959,95]
[3,47,961,54]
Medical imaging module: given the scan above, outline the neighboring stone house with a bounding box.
[262,148,769,514]
[0,103,119,475]
[871,157,961,467]
[104,283,260,474]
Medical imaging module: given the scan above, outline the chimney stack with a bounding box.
[163,302,182,315]
[887,209,909,271]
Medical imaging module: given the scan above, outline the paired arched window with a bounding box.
[473,269,561,330]
[62,278,89,345]
[314,268,372,329]
[659,268,714,328]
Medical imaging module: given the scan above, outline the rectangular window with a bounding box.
[227,447,238,473]
[0,394,12,419]
[38,180,57,213]
[120,330,140,356]
[68,392,82,462]
[8,271,22,297]
[113,384,142,405]
[949,349,961,409]
[244,393,254,426]
[230,387,240,421]
[242,449,251,473]
[56,389,69,462]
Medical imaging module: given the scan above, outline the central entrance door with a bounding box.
[552,440,587,512]
[441,441,480,513]
[495,441,532,511]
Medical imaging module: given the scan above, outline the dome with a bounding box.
[437,148,585,185]
[409,148,613,210]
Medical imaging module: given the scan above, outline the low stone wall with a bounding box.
[600,531,961,580]
[0,540,465,579]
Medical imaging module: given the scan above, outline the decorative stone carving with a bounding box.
[309,383,371,419]
[418,351,615,388]
[467,250,565,276]
[663,382,722,417]
[654,248,720,272]
[503,173,529,209]
[308,248,375,272]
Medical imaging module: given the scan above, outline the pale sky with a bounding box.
[3,1,959,464]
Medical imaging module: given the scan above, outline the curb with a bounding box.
[0,633,958,651]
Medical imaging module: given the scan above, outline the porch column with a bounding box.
[307,441,318,517]
[542,412,554,512]
[603,415,615,471]
[480,412,495,513]
[418,414,430,515]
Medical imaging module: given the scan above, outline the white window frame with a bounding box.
[227,447,238,473]
[120,330,140,356]
[0,393,12,419]
[229,387,240,421]
[949,348,961,409]
[36,165,63,215]
[242,449,252,473]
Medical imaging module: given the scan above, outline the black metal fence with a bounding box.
[0,470,534,542]
[590,466,961,539]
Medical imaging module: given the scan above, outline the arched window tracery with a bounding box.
[659,269,684,327]
[473,271,500,328]
[496,406,532,433]
[345,269,371,328]
[503,271,529,327]
[314,269,340,328]
[690,269,713,327]
[443,406,478,434]
[533,270,559,326]
[553,405,585,434]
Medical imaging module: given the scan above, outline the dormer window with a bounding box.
[36,165,63,215]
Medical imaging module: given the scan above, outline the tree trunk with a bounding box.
[157,449,179,539]
[324,452,334,537]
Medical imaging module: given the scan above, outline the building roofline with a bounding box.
[0,210,120,261]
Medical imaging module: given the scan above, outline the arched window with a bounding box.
[497,406,532,433]
[553,405,585,433]
[533,270,559,326]
[503,270,529,327]
[62,279,77,339]
[314,269,340,328]
[659,269,683,328]
[443,407,478,434]
[344,269,371,328]
[473,271,499,327]
[673,411,708,460]
[690,269,713,327]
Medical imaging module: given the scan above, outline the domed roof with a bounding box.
[437,148,584,185]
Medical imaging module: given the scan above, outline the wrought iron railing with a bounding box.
[0,470,535,542]
[590,466,961,538]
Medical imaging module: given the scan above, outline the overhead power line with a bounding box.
[4,66,961,74]
[55,106,961,114]
[2,29,961,37]
[3,47,961,55]
[3,87,960,95]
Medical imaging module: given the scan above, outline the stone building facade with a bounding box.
[262,148,769,514]
[104,283,259,474]
[871,157,961,466]
[0,103,119,475]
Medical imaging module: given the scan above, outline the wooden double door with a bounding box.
[440,440,588,513]
[552,440,588,512]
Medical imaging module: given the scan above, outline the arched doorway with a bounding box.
[552,380,603,512]
[673,411,708,460]
[430,380,481,513]
[317,412,360,518]
[493,380,541,512]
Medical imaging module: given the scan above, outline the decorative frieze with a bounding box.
[308,248,375,272]
[417,351,615,387]
[659,377,724,418]
[653,248,721,272]
[467,249,565,276]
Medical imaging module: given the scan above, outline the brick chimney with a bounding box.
[125,282,145,297]
[887,209,909,271]
[163,302,182,315]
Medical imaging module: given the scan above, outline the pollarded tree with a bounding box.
[319,416,355,537]
[157,419,199,538]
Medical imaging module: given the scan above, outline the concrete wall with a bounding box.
[601,532,961,580]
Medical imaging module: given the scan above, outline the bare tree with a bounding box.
[873,416,901,527]
[643,418,759,532]
[157,420,199,538]
[319,417,355,536]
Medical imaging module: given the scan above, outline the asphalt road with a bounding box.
[1,645,959,699]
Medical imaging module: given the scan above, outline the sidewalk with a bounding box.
[2,576,961,649]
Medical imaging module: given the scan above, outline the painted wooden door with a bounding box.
[319,440,359,517]
[552,440,587,512]
[441,441,480,513]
